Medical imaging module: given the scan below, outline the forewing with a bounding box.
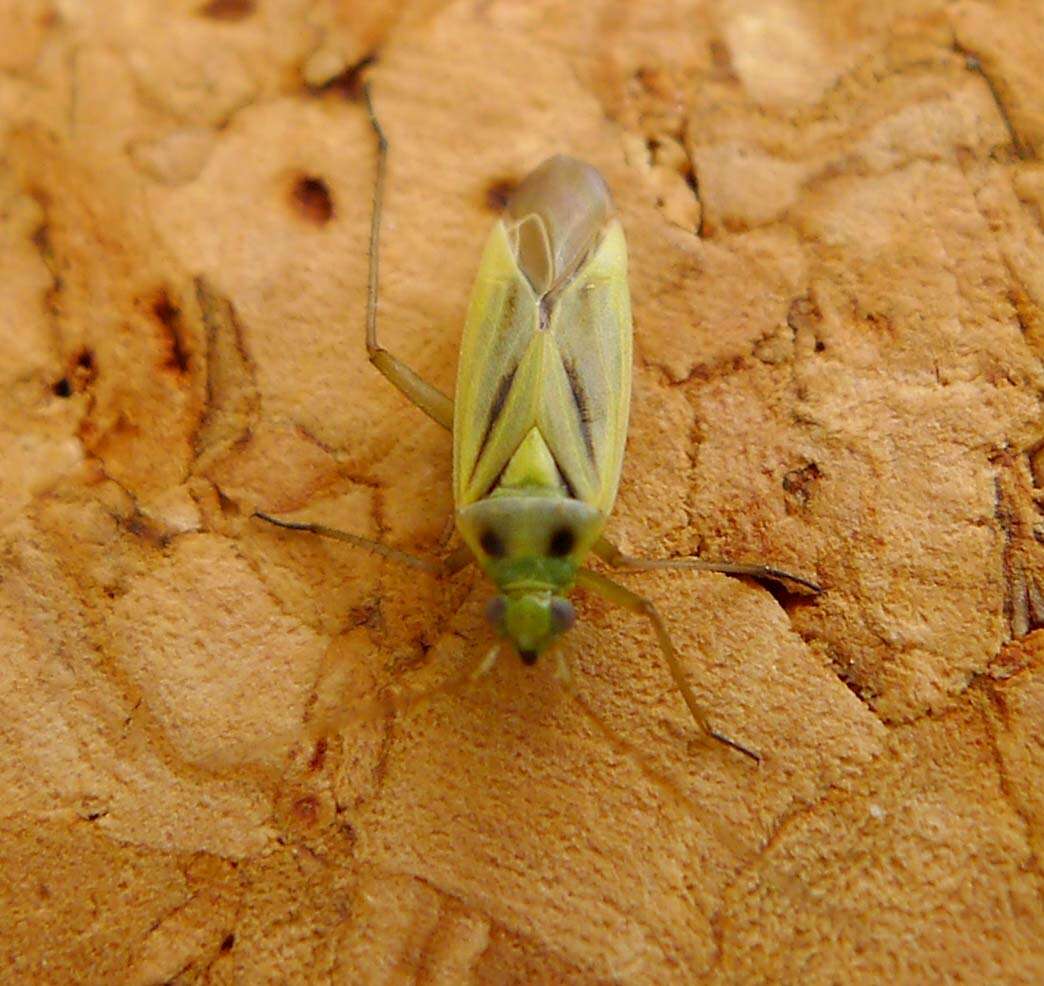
[539,220,632,513]
[452,216,632,513]
[452,221,541,506]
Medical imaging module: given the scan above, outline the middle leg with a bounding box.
[593,536,821,594]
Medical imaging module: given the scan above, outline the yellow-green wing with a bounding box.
[539,219,631,514]
[452,218,632,514]
[452,221,541,505]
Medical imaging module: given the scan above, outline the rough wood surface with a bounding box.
[2,1,1043,983]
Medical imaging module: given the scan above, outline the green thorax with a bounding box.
[455,426,605,591]
[456,427,602,662]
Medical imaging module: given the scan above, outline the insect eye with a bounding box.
[548,526,575,557]
[485,596,507,629]
[549,597,575,633]
[480,528,505,557]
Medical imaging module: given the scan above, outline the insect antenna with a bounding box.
[359,82,454,428]
[254,510,440,573]
[254,511,473,577]
[362,81,387,360]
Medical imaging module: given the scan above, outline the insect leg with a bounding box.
[362,83,454,431]
[593,536,821,594]
[575,568,761,763]
[255,511,472,577]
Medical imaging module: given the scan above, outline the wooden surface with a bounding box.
[2,1,1043,982]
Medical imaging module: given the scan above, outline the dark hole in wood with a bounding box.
[291,175,334,225]
[152,291,190,373]
[198,0,255,21]
[486,177,517,212]
[310,53,376,101]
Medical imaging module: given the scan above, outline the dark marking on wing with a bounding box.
[558,468,579,501]
[563,358,596,463]
[472,364,518,482]
[484,458,511,500]
[500,283,521,332]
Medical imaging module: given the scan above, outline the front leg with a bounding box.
[593,536,821,594]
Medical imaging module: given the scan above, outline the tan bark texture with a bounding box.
[2,1,1043,983]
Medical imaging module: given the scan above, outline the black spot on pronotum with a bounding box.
[198,0,255,20]
[291,175,334,225]
[220,933,236,952]
[549,526,575,557]
[519,649,538,666]
[52,378,71,398]
[76,350,94,371]
[480,529,505,558]
[486,177,517,212]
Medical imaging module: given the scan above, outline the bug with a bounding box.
[257,85,820,762]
